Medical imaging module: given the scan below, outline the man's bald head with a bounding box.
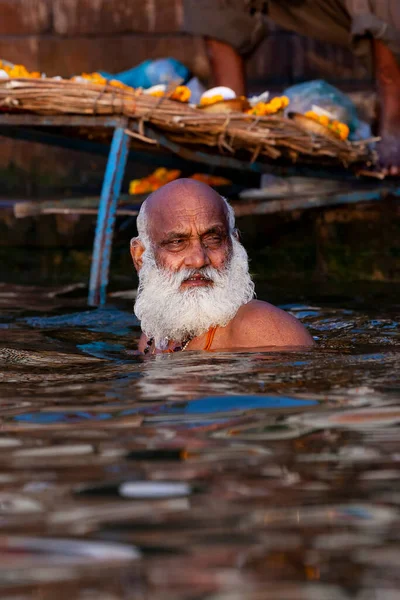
[136,178,235,245]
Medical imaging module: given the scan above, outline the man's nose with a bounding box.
[184,239,211,269]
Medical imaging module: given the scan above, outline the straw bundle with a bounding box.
[0,78,375,170]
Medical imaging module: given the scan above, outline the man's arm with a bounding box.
[231,300,315,348]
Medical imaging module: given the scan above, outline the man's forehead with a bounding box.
[147,191,228,237]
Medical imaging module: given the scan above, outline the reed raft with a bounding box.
[0,77,375,169]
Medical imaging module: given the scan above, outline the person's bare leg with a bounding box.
[205,38,246,96]
[373,39,400,175]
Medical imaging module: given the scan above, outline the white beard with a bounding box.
[134,236,255,349]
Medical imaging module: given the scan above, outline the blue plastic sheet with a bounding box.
[99,58,190,90]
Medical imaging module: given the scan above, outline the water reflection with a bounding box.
[0,282,399,598]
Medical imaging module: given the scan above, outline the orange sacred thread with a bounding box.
[203,327,218,351]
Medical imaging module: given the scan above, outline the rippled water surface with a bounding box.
[0,280,399,599]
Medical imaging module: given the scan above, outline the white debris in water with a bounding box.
[348,386,376,395]
[14,444,93,457]
[119,481,191,499]
[338,446,381,462]
[0,437,22,447]
[12,536,141,560]
[0,493,43,513]
[0,473,17,483]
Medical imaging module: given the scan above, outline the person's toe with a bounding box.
[377,133,400,175]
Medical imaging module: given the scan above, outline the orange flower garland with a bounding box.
[304,110,350,140]
[72,72,134,92]
[190,173,231,186]
[148,85,191,103]
[129,168,182,195]
[247,95,289,116]
[0,60,40,79]
[129,169,232,195]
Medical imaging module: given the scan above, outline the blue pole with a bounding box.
[88,122,130,306]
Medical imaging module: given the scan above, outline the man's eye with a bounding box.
[203,235,223,247]
[165,239,186,251]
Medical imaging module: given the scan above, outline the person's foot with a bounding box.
[377,129,400,176]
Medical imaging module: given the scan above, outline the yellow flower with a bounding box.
[129,168,181,195]
[318,115,330,126]
[153,168,168,180]
[171,85,191,102]
[247,101,271,116]
[109,79,134,91]
[152,167,181,182]
[0,60,40,79]
[268,97,282,111]
[200,94,224,106]
[280,95,290,108]
[249,96,288,116]
[336,122,350,140]
[75,72,108,85]
[305,113,349,140]
[129,179,152,195]
[149,90,165,97]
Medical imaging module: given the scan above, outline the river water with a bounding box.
[0,279,399,600]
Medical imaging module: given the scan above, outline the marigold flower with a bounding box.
[199,94,224,106]
[0,60,40,79]
[335,122,350,140]
[305,110,319,120]
[129,169,181,195]
[171,85,191,102]
[280,95,290,108]
[190,174,231,186]
[304,111,349,140]
[153,167,181,183]
[247,96,289,116]
[246,102,266,116]
[77,72,108,85]
[109,79,134,91]
[269,97,282,110]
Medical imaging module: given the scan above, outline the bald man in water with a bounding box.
[130,179,314,354]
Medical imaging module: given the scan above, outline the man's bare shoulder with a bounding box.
[229,299,314,348]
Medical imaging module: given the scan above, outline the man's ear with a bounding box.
[232,228,240,241]
[130,237,145,272]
